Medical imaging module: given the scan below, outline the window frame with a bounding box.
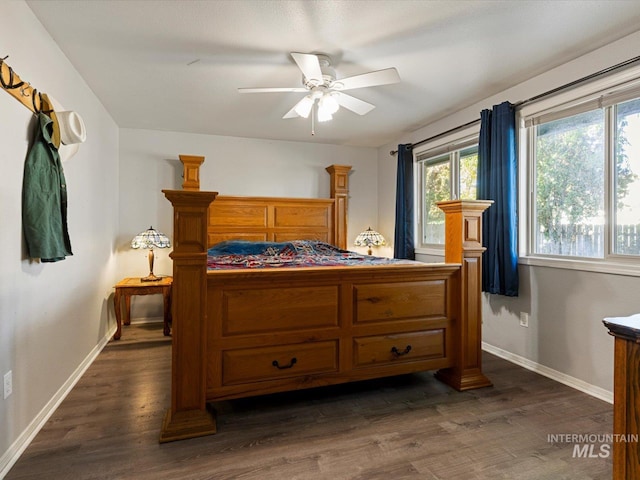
[420,153,452,247]
[414,125,480,255]
[519,65,640,276]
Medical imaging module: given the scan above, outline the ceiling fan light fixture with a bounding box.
[319,93,339,115]
[294,95,314,118]
[244,52,400,126]
[317,105,333,122]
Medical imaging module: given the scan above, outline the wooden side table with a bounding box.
[603,314,640,479]
[113,276,172,340]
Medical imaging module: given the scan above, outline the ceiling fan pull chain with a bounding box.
[311,102,315,136]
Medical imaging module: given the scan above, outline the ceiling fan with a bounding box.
[238,52,401,122]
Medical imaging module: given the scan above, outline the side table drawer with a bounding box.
[222,341,338,385]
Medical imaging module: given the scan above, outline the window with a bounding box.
[422,154,450,245]
[523,77,640,269]
[459,146,478,200]
[614,98,640,256]
[417,137,478,249]
[532,109,605,257]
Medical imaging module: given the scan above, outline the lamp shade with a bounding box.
[131,226,171,282]
[354,227,386,255]
[294,95,314,118]
[131,226,171,250]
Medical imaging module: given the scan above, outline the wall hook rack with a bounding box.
[0,56,60,147]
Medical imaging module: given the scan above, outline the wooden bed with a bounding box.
[159,156,492,443]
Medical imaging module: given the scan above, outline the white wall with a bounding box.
[378,29,640,399]
[118,129,378,319]
[0,2,119,475]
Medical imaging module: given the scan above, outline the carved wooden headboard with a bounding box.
[208,196,336,246]
[177,156,351,249]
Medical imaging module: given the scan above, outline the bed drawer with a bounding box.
[222,341,338,385]
[353,330,445,367]
[353,280,447,324]
[221,286,339,335]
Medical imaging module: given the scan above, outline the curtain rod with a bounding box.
[389,118,480,156]
[389,54,640,157]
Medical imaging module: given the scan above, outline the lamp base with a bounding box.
[141,249,161,282]
[141,273,162,282]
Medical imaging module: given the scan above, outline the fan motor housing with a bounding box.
[303,54,336,89]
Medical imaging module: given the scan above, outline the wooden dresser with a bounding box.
[603,315,640,479]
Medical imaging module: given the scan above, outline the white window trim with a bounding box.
[519,64,640,121]
[519,255,640,278]
[415,246,447,256]
[518,64,640,277]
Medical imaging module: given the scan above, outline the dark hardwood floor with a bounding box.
[6,323,613,479]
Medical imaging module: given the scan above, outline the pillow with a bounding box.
[208,240,295,256]
[207,240,349,257]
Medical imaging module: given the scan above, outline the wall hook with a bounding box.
[32,89,42,113]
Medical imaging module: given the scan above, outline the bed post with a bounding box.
[160,189,218,443]
[325,165,351,249]
[179,154,205,191]
[435,199,493,391]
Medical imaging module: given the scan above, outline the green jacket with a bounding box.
[22,113,72,262]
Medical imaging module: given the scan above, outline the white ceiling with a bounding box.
[26,0,640,148]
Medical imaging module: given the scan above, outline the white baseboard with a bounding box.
[482,342,613,404]
[129,316,163,325]
[0,326,116,479]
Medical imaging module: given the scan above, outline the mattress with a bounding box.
[206,240,414,270]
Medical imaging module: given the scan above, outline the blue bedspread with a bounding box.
[207,240,411,270]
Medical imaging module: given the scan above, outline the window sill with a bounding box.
[519,255,640,277]
[420,249,640,277]
[415,246,445,256]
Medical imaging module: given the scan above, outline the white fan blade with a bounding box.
[283,105,301,119]
[334,92,375,115]
[291,52,323,85]
[238,87,307,93]
[335,68,400,91]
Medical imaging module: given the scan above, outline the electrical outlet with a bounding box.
[4,371,12,399]
[519,312,529,328]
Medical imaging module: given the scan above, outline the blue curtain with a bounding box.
[394,144,415,259]
[477,101,519,296]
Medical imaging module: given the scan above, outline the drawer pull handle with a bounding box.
[272,357,297,370]
[391,345,412,356]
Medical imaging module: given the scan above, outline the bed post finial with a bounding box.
[179,155,205,191]
[435,199,493,391]
[325,165,351,249]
